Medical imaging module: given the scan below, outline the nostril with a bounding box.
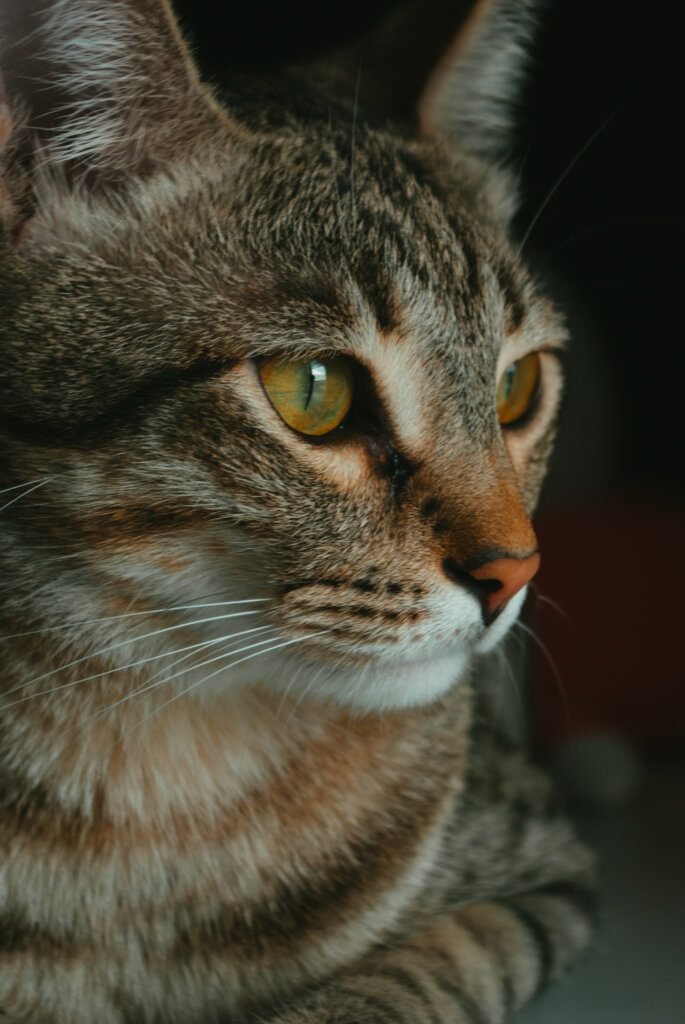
[442,551,540,625]
[441,558,503,600]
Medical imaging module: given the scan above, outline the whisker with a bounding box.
[517,110,617,254]
[492,643,526,737]
[282,656,333,726]
[73,627,282,731]
[328,106,344,222]
[0,609,266,702]
[0,478,50,497]
[0,625,275,712]
[0,597,270,642]
[350,64,362,214]
[116,630,330,745]
[541,215,670,262]
[0,477,52,516]
[275,652,325,719]
[105,630,293,710]
[529,583,568,620]
[514,619,569,720]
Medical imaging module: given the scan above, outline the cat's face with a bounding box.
[0,0,563,711]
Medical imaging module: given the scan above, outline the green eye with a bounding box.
[259,356,354,437]
[497,352,541,426]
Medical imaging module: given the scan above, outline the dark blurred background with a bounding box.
[173,0,684,752]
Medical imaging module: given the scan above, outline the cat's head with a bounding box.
[0,0,563,712]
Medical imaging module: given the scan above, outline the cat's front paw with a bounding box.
[260,979,474,1024]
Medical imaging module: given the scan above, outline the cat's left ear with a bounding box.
[307,0,538,160]
[0,0,229,239]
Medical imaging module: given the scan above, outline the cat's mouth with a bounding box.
[217,580,530,711]
[270,603,523,712]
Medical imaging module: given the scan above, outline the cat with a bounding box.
[0,1,596,1021]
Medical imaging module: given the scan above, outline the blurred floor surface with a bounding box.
[516,753,685,1023]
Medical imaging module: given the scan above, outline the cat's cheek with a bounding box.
[271,582,486,710]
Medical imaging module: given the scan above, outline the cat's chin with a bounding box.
[260,648,474,712]
[323,650,473,711]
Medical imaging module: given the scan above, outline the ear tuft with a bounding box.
[0,0,232,246]
[36,0,155,168]
[0,0,225,180]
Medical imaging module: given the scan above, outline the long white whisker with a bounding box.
[0,598,270,642]
[0,624,276,712]
[0,477,52,515]
[103,630,294,710]
[73,627,282,731]
[88,631,290,740]
[0,609,266,702]
[0,478,50,497]
[116,631,329,745]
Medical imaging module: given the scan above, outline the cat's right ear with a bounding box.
[0,0,230,245]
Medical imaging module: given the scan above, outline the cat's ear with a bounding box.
[0,0,228,241]
[310,0,537,159]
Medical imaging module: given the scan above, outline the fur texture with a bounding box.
[0,1,595,1021]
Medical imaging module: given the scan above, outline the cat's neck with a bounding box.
[0,650,468,838]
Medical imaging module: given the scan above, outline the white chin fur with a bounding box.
[289,648,473,712]
[202,645,473,712]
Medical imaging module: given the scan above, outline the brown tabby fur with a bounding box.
[0,1,596,1021]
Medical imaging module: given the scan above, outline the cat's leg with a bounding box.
[262,739,596,1024]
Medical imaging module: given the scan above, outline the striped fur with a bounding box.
[0,2,595,1021]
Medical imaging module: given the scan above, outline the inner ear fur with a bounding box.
[0,0,230,221]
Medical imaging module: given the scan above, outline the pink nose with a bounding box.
[469,552,540,621]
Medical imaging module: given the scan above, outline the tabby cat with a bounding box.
[0,1,596,1021]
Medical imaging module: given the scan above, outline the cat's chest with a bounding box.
[1,693,468,1021]
[2,689,468,992]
